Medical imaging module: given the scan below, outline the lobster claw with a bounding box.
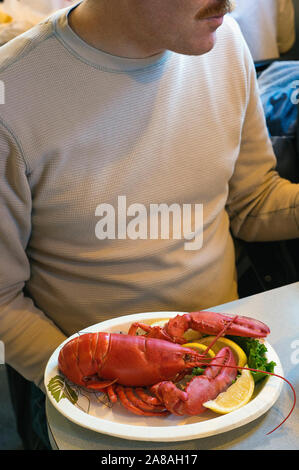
[151,347,237,416]
[186,311,270,339]
[162,311,270,344]
[128,311,270,344]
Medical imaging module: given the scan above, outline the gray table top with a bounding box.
[46,282,299,450]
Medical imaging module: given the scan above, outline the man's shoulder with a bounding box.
[0,15,57,75]
[221,14,244,40]
[0,11,66,142]
[210,14,253,69]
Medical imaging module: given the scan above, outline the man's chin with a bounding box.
[171,33,217,56]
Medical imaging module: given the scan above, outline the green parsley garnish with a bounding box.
[228,336,276,383]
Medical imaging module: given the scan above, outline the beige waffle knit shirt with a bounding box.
[0,4,299,389]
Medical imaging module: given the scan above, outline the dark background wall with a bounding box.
[282,0,299,59]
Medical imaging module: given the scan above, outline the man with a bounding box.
[1,0,299,448]
[230,0,296,61]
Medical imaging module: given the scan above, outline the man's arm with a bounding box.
[0,120,66,391]
[226,50,299,242]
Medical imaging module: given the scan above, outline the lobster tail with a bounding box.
[58,332,110,388]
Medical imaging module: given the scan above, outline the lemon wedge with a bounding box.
[203,366,254,414]
[181,342,215,358]
[150,319,202,342]
[197,336,247,368]
[182,329,203,341]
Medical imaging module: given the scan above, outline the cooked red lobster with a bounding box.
[58,311,273,417]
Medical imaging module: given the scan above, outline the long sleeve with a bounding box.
[0,120,66,390]
[226,52,299,242]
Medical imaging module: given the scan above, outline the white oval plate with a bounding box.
[45,311,283,442]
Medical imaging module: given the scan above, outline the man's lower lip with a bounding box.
[201,15,224,26]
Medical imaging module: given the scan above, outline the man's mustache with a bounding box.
[196,0,234,20]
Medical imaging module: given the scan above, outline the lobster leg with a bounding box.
[135,388,163,406]
[151,347,237,416]
[115,386,169,416]
[107,384,118,403]
[128,322,172,342]
[125,388,166,412]
[129,311,270,344]
[83,377,118,391]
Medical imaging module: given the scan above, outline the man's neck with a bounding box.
[68,0,164,59]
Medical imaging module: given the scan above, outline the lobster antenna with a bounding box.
[199,315,296,433]
[202,315,239,357]
[202,362,296,435]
